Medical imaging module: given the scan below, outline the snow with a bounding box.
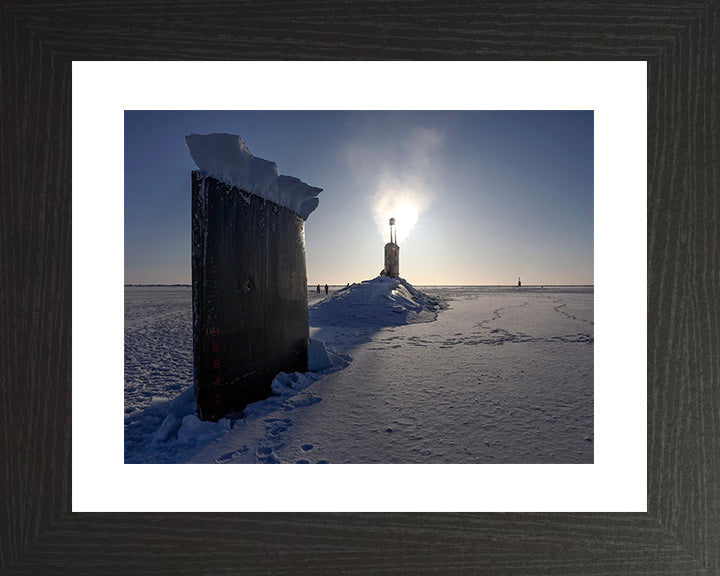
[310,276,444,327]
[125,282,593,464]
[185,133,322,219]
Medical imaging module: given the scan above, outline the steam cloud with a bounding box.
[346,126,444,244]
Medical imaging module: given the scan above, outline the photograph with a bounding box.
[4,1,718,571]
[125,110,594,464]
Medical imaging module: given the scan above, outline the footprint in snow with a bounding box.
[255,419,293,463]
[215,445,249,464]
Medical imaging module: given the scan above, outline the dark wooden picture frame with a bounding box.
[2,2,718,574]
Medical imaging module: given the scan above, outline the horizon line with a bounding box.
[124,283,595,287]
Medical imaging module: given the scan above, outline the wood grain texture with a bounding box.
[647,2,720,572]
[1,1,718,574]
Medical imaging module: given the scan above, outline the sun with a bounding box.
[385,202,419,244]
[374,193,421,244]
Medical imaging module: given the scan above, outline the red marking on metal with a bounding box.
[213,358,220,370]
[212,340,220,352]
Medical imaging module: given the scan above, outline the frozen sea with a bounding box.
[124,282,593,464]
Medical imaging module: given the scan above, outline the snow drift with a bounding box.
[309,275,444,327]
[185,133,322,220]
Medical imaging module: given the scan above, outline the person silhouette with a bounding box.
[316,284,320,293]
[324,284,328,295]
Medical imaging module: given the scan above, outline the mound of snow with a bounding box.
[185,133,322,220]
[309,276,444,327]
[176,414,231,445]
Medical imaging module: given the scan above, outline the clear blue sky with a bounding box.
[125,110,593,285]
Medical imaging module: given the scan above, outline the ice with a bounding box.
[125,284,593,464]
[185,134,322,220]
[176,414,230,445]
[152,413,180,445]
[307,338,333,371]
[271,371,313,394]
[309,276,444,328]
[277,175,322,220]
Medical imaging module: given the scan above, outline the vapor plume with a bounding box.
[345,126,444,244]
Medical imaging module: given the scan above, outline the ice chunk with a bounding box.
[185,133,322,220]
[271,371,313,394]
[152,413,180,445]
[176,414,229,445]
[308,338,333,371]
[278,175,322,220]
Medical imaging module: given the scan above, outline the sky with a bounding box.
[125,110,593,286]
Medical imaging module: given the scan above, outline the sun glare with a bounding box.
[386,203,419,244]
[374,194,421,244]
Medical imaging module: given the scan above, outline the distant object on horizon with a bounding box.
[518,277,521,287]
[381,217,400,279]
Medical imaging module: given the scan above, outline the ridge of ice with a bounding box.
[185,133,322,220]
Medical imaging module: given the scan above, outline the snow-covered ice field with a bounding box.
[125,281,593,464]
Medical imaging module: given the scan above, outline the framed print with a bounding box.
[2,1,718,574]
[75,62,643,514]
